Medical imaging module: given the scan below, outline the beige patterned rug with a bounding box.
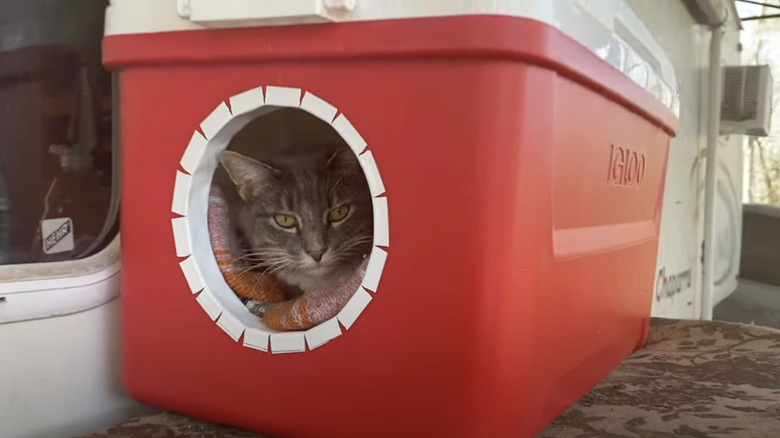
[79,319,780,438]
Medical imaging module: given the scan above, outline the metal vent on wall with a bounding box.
[720,65,773,137]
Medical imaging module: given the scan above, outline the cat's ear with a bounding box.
[219,150,278,202]
[327,147,361,175]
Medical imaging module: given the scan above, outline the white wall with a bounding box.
[627,0,744,319]
[0,299,152,438]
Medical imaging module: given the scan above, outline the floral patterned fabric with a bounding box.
[79,318,780,438]
[540,318,780,437]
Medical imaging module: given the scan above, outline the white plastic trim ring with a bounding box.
[171,86,389,354]
[0,236,122,325]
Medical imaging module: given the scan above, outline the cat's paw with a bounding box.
[245,299,271,317]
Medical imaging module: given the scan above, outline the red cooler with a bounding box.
[104,1,679,437]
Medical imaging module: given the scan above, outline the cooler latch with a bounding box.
[176,0,356,27]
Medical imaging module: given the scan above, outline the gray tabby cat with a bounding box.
[217,144,373,292]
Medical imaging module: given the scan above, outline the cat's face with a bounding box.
[219,147,373,287]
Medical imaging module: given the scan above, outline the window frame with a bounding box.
[0,75,122,325]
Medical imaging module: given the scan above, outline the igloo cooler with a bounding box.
[104,1,678,437]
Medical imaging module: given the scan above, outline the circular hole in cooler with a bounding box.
[176,91,387,354]
[215,107,374,327]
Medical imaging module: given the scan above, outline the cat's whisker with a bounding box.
[231,252,268,263]
[329,174,345,199]
[254,265,286,287]
[338,235,374,248]
[238,262,267,276]
[337,242,373,255]
[247,260,293,290]
[254,263,296,293]
[236,255,289,275]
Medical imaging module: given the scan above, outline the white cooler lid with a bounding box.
[105,0,679,115]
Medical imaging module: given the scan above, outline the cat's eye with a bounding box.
[274,214,297,229]
[328,205,350,223]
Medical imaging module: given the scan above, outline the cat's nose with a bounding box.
[306,249,326,262]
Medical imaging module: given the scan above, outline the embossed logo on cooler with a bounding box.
[608,144,646,188]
